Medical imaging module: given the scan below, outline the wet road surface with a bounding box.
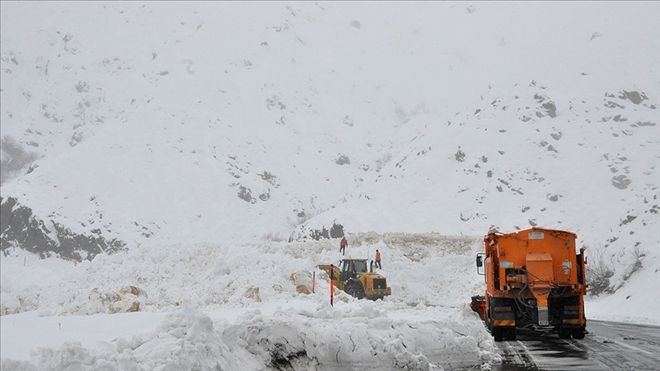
[491,320,660,370]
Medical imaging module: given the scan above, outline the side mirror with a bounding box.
[476,254,486,276]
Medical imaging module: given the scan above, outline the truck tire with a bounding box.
[345,280,365,299]
[492,327,504,342]
[506,328,517,341]
[558,328,572,339]
[573,328,585,339]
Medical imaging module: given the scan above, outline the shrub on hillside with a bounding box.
[618,246,645,289]
[585,246,615,296]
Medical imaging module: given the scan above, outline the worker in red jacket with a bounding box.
[340,236,347,255]
[375,249,382,269]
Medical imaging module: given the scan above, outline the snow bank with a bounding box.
[1,235,498,370]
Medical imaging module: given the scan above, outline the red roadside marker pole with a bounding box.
[330,264,335,306]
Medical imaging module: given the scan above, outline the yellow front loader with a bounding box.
[319,258,391,300]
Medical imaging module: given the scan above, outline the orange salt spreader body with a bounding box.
[470,228,588,341]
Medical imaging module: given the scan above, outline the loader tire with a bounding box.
[345,280,365,299]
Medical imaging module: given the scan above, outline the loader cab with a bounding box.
[340,259,367,281]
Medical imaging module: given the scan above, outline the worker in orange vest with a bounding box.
[375,249,382,269]
[340,236,347,255]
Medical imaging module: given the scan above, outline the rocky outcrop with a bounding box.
[290,270,313,295]
[289,222,345,242]
[0,196,125,261]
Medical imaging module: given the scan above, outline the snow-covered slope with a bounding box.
[1,1,659,325]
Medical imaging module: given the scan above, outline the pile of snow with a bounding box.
[2,233,659,370]
[2,234,500,370]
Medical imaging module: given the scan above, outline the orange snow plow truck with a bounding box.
[470,228,587,341]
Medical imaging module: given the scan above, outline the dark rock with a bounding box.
[612,175,631,189]
[238,186,253,202]
[335,154,350,165]
[1,197,125,261]
[542,102,557,118]
[619,90,647,105]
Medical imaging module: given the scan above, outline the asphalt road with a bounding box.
[490,320,660,370]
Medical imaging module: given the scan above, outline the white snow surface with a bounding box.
[2,235,497,371]
[1,233,658,370]
[1,1,659,370]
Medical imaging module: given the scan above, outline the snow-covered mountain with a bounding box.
[1,1,659,306]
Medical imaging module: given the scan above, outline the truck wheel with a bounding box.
[558,329,571,339]
[573,328,585,339]
[492,327,504,342]
[506,328,517,341]
[345,281,365,299]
